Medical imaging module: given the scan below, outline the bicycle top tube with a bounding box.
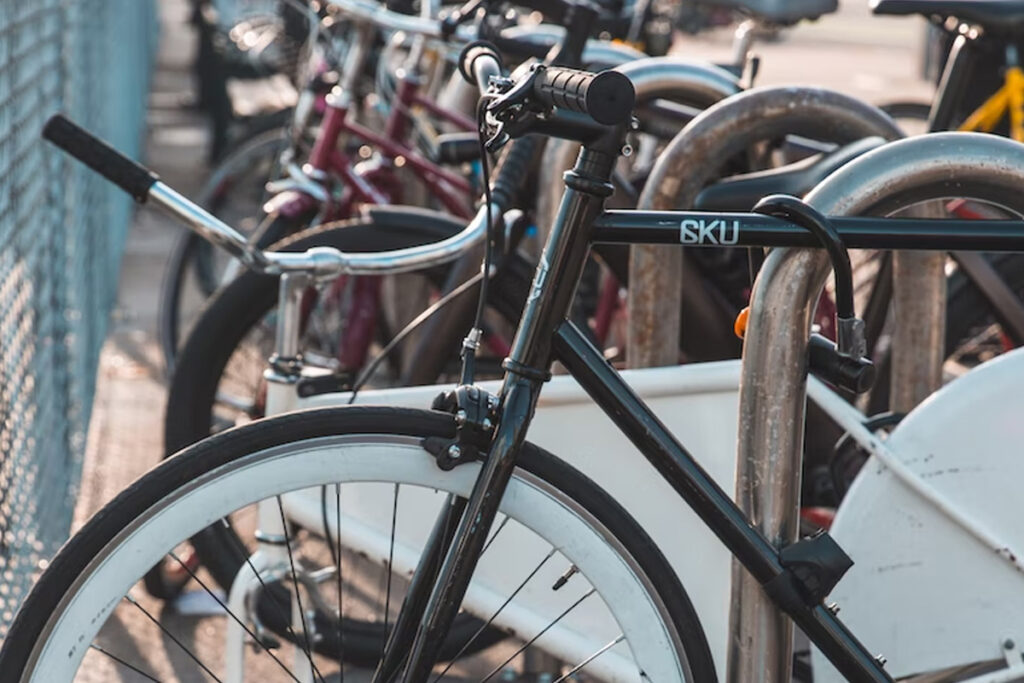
[594,210,1024,253]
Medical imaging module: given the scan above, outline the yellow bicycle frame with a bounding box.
[959,65,1024,142]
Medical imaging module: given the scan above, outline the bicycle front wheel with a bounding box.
[1,407,714,682]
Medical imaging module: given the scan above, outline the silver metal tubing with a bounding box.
[153,172,494,280]
[151,181,347,280]
[264,162,330,202]
[264,248,349,280]
[732,229,823,683]
[638,86,904,212]
[735,131,1024,683]
[617,56,742,106]
[730,19,758,68]
[332,202,494,274]
[805,132,1024,410]
[274,272,310,363]
[891,220,946,411]
[149,182,271,272]
[610,58,741,369]
[631,86,902,372]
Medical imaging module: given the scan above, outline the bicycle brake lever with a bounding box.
[483,112,539,153]
[483,68,544,151]
[487,66,542,113]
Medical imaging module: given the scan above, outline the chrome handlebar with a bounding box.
[147,181,494,282]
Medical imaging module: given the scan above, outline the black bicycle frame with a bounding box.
[386,122,1024,681]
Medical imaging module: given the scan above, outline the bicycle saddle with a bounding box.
[695,0,837,25]
[872,0,1024,35]
[694,137,886,212]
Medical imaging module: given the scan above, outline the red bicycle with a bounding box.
[160,11,481,372]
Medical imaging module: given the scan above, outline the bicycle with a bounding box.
[152,0,1007,651]
[147,0,664,649]
[160,0,478,373]
[191,0,318,161]
[157,0,755,452]
[159,0,657,374]
[11,36,1024,680]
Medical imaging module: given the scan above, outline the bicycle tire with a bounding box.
[878,100,931,123]
[1,407,716,682]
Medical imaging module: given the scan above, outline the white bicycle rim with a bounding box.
[21,434,692,682]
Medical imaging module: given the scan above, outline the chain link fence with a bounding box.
[0,0,158,637]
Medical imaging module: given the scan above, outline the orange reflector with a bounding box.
[611,38,645,51]
[734,307,750,339]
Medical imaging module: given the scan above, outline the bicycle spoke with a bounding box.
[221,339,269,407]
[89,643,162,682]
[124,593,223,683]
[167,551,302,682]
[478,589,597,683]
[432,549,557,683]
[552,634,625,682]
[276,495,328,683]
[336,482,345,681]
[945,321,1003,376]
[480,515,510,557]
[321,486,338,567]
[382,483,400,659]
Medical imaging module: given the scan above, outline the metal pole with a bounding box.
[734,131,1024,682]
[631,87,902,371]
[732,247,826,683]
[890,225,946,411]
[627,243,683,366]
[885,34,974,411]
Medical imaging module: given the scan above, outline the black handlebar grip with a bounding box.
[42,114,158,203]
[432,132,482,165]
[458,40,503,90]
[532,66,635,126]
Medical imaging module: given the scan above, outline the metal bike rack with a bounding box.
[891,213,947,412]
[631,86,903,368]
[534,57,743,252]
[737,132,1024,683]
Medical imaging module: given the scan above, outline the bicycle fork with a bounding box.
[378,142,619,682]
